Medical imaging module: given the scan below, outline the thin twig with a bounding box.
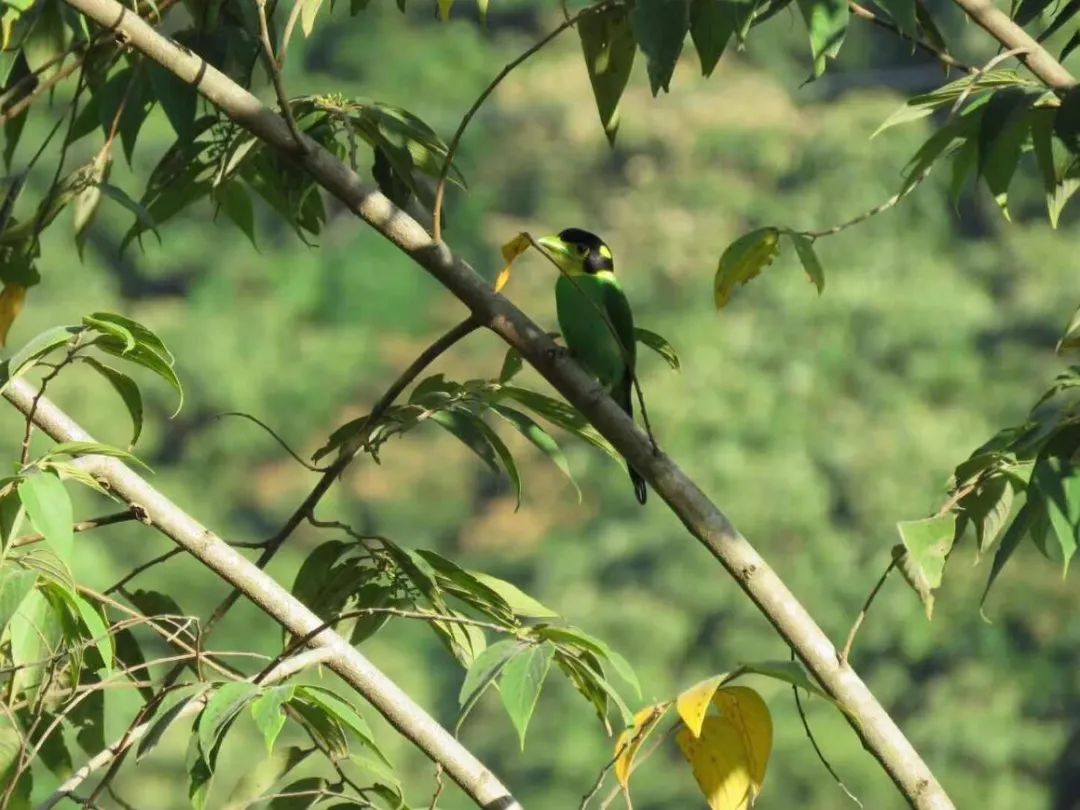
[21,335,84,465]
[255,0,307,152]
[12,509,137,547]
[432,3,617,240]
[839,555,899,664]
[104,547,183,594]
[429,763,445,810]
[791,649,864,806]
[214,411,329,472]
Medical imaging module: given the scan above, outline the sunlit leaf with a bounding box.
[18,472,73,563]
[198,682,259,761]
[675,686,773,810]
[499,643,554,748]
[614,703,669,787]
[80,357,144,446]
[0,284,27,347]
[896,513,956,618]
[714,227,780,308]
[496,233,531,292]
[469,571,559,618]
[459,639,520,712]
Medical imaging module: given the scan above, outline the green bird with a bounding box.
[537,228,647,504]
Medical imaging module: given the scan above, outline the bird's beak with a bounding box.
[537,235,573,268]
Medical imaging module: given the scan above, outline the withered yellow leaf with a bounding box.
[495,233,532,293]
[675,686,773,810]
[713,228,780,309]
[614,703,668,788]
[0,284,27,348]
[676,673,728,738]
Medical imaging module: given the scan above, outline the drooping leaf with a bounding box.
[873,0,917,41]
[301,0,325,35]
[675,686,773,810]
[198,682,259,761]
[795,0,848,79]
[677,674,729,737]
[250,685,295,754]
[634,327,681,371]
[68,590,114,674]
[614,703,670,787]
[459,639,521,713]
[714,227,781,308]
[630,0,691,95]
[1030,453,1080,574]
[148,63,198,143]
[498,347,523,383]
[961,474,1016,556]
[469,571,559,618]
[489,405,581,499]
[980,500,1033,615]
[80,357,144,446]
[499,643,555,748]
[0,284,27,347]
[690,0,736,76]
[430,408,501,475]
[500,386,622,464]
[18,472,73,563]
[295,686,380,755]
[977,88,1033,217]
[578,5,637,143]
[735,660,834,703]
[1057,304,1080,353]
[787,232,825,294]
[1,325,80,390]
[137,688,206,761]
[225,746,311,808]
[0,569,37,638]
[1055,86,1080,154]
[896,513,957,618]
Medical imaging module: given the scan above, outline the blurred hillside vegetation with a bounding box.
[6,0,1080,808]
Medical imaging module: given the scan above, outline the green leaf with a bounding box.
[1057,304,1080,354]
[187,732,214,809]
[1055,86,1080,154]
[295,686,379,753]
[73,154,109,259]
[499,643,555,748]
[96,337,183,415]
[225,746,312,809]
[301,0,325,35]
[437,0,453,20]
[1,325,81,389]
[430,408,501,474]
[19,472,73,562]
[630,0,691,95]
[251,685,295,754]
[977,88,1033,217]
[735,659,834,703]
[872,0,917,41]
[1014,0,1053,25]
[98,183,158,238]
[216,181,256,247]
[1031,454,1080,574]
[980,500,1033,615]
[44,440,149,469]
[499,386,622,464]
[88,311,174,363]
[137,688,206,761]
[796,0,848,79]
[0,570,37,638]
[36,712,73,778]
[578,6,637,144]
[961,474,1015,556]
[896,514,957,618]
[787,232,825,294]
[68,590,114,674]
[80,357,144,446]
[148,63,198,143]
[198,682,259,762]
[533,624,639,696]
[470,413,522,507]
[690,0,736,77]
[268,777,327,809]
[114,627,155,701]
[713,227,781,308]
[469,571,559,617]
[634,327,681,371]
[489,405,581,499]
[458,639,520,711]
[498,347,523,383]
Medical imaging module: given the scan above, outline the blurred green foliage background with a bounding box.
[7,2,1080,807]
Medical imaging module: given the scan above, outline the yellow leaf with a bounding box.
[0,285,27,348]
[437,0,454,20]
[495,233,532,293]
[675,687,772,810]
[676,674,727,738]
[713,227,780,309]
[713,686,772,792]
[614,703,668,788]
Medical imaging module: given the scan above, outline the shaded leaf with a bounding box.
[458,638,520,712]
[80,357,144,446]
[578,6,637,143]
[630,0,691,95]
[490,404,581,499]
[796,0,848,79]
[198,682,259,761]
[137,688,206,760]
[980,500,1033,615]
[634,327,681,371]
[977,88,1033,217]
[787,232,825,294]
[1031,454,1080,573]
[148,63,198,143]
[690,0,736,77]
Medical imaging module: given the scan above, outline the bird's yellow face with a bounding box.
[538,228,615,277]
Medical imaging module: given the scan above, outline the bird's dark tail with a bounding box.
[629,467,648,504]
[616,375,647,505]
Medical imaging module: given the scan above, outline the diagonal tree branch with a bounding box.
[949,0,1076,91]
[2,378,520,810]
[46,1,955,807]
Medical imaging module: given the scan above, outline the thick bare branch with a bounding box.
[949,0,1076,91]
[44,0,956,806]
[3,379,520,810]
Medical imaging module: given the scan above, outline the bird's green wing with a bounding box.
[601,276,636,371]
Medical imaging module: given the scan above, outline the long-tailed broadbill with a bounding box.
[537,228,647,504]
